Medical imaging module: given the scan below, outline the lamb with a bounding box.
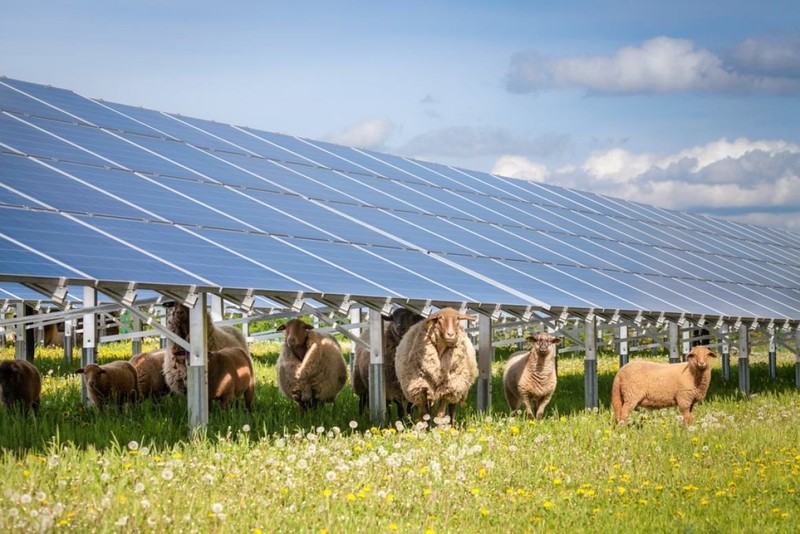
[276,319,348,412]
[163,303,250,395]
[503,333,561,420]
[353,308,423,418]
[611,345,717,426]
[129,348,170,400]
[0,359,41,412]
[207,346,255,409]
[394,307,478,423]
[76,360,139,408]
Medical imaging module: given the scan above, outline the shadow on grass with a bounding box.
[1,349,797,455]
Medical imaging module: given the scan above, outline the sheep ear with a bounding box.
[303,323,314,330]
[685,352,695,360]
[525,336,536,343]
[381,314,392,321]
[551,337,562,345]
[708,351,718,358]
[458,313,477,322]
[276,324,286,332]
[75,368,85,374]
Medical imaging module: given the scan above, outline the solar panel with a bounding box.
[2,76,799,322]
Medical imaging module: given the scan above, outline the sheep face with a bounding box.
[685,345,717,370]
[76,364,110,401]
[277,319,313,360]
[384,308,423,340]
[426,308,476,348]
[167,304,191,341]
[526,333,561,357]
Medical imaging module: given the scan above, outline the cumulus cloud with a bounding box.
[400,126,569,159]
[507,36,800,95]
[729,34,800,76]
[492,137,800,231]
[325,118,395,149]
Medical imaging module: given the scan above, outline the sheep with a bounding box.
[611,345,717,426]
[207,346,255,409]
[76,360,139,408]
[503,333,561,420]
[276,319,348,412]
[0,359,41,412]
[129,348,170,399]
[394,307,478,423]
[353,308,423,418]
[163,303,250,395]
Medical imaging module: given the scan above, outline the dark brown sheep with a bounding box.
[0,359,41,412]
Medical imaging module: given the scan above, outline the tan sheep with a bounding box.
[163,303,250,395]
[611,345,717,426]
[276,319,348,412]
[76,360,139,408]
[129,349,170,400]
[503,333,561,420]
[353,308,423,418]
[394,308,478,423]
[208,346,255,409]
[0,359,41,412]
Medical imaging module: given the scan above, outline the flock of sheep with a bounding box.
[0,305,717,427]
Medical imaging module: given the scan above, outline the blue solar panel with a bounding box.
[2,77,798,321]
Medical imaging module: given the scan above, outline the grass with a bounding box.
[1,341,799,532]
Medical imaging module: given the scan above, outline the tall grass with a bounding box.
[0,342,798,532]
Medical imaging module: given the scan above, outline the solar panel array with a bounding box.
[1,77,799,321]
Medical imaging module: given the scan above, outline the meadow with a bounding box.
[1,340,799,532]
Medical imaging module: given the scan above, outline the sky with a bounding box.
[2,1,800,232]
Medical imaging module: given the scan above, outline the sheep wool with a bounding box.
[0,359,41,412]
[130,349,170,399]
[503,333,561,420]
[208,346,255,409]
[611,345,717,426]
[76,360,139,408]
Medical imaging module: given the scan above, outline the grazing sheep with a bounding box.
[0,359,41,412]
[611,345,717,426]
[76,360,139,408]
[276,319,348,412]
[163,303,250,395]
[353,308,423,418]
[129,349,170,399]
[395,308,478,423]
[503,333,561,420]
[207,346,255,409]
[43,323,64,347]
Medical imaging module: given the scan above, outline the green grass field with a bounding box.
[1,341,799,532]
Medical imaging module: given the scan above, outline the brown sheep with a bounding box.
[76,360,139,408]
[0,359,41,412]
[611,345,717,426]
[394,308,478,423]
[503,333,561,420]
[353,308,423,418]
[276,319,348,412]
[129,349,170,399]
[208,346,255,409]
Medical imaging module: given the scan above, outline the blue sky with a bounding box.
[3,1,800,231]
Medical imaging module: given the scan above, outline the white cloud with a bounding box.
[491,155,549,182]
[325,118,395,150]
[507,36,800,94]
[492,137,800,231]
[729,34,800,76]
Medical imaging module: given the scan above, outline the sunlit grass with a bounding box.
[0,341,798,531]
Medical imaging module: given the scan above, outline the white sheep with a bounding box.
[208,346,255,409]
[76,360,139,408]
[129,349,170,400]
[0,359,41,412]
[163,303,250,395]
[503,333,561,420]
[611,345,717,426]
[276,319,348,412]
[394,307,478,423]
[353,308,423,418]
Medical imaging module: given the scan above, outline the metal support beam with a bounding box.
[160,309,167,349]
[738,324,750,396]
[14,303,34,362]
[349,307,361,381]
[368,311,386,425]
[584,315,598,409]
[81,287,97,405]
[209,294,224,322]
[768,325,777,379]
[131,313,142,356]
[618,325,629,367]
[187,293,209,431]
[721,324,730,381]
[477,313,493,413]
[682,324,691,355]
[64,318,73,364]
[668,321,680,363]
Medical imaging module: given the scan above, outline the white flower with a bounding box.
[332,426,341,435]
[140,447,150,457]
[349,421,358,429]
[316,426,325,434]
[36,491,46,502]
[8,508,18,517]
[203,474,214,483]
[48,456,59,467]
[116,516,129,527]
[141,499,151,509]
[297,459,308,469]
[211,503,223,514]
[134,483,145,493]
[127,440,139,451]
[326,471,336,481]
[20,494,32,505]
[422,414,431,421]
[100,473,110,482]
[242,424,251,433]
[275,438,286,448]
[162,469,174,481]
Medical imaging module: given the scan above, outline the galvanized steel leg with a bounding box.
[81,287,97,405]
[188,293,209,431]
[738,325,750,396]
[349,307,361,383]
[368,311,386,426]
[64,319,73,364]
[584,316,598,409]
[477,313,493,413]
[721,323,730,381]
[618,325,629,367]
[132,313,142,356]
[768,326,776,379]
[668,321,680,364]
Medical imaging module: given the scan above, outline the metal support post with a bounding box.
[477,313,493,413]
[668,321,680,363]
[209,294,223,322]
[584,315,598,409]
[14,303,34,362]
[618,325,629,367]
[159,309,167,349]
[132,313,142,356]
[721,324,730,381]
[768,326,776,379]
[81,288,97,405]
[368,310,386,425]
[738,324,750,396]
[682,324,691,356]
[64,319,73,364]
[349,307,361,381]
[188,293,209,431]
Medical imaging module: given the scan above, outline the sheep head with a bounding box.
[76,364,109,398]
[167,303,191,342]
[277,319,314,360]
[685,345,717,371]
[383,308,424,342]
[526,333,561,357]
[426,308,476,348]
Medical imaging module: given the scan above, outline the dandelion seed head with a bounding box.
[211,503,223,514]
[161,469,174,481]
[316,426,325,434]
[134,483,145,493]
[349,421,358,429]
[20,494,32,505]
[127,441,139,451]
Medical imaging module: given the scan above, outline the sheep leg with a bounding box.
[521,397,535,420]
[393,399,405,420]
[358,394,368,415]
[447,403,456,424]
[616,401,639,425]
[244,385,255,411]
[679,405,693,426]
[535,393,553,421]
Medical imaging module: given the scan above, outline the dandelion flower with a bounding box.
[116,516,129,526]
[211,503,223,514]
[128,440,139,451]
[349,421,358,429]
[242,424,251,433]
[141,499,151,509]
[325,471,336,481]
[134,482,145,493]
[20,494,32,505]
[162,469,174,481]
